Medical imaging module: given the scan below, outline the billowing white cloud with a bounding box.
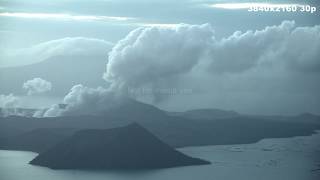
[103,21,320,101]
[104,21,320,79]
[23,78,52,95]
[104,24,213,96]
[37,21,320,117]
[0,37,114,67]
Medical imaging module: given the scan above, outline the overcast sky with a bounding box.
[1,0,319,48]
[0,0,319,115]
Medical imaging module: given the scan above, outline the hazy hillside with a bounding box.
[0,54,107,95]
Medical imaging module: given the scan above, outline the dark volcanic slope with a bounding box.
[30,123,210,169]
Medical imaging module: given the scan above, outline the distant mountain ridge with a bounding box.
[0,99,319,153]
[168,108,240,120]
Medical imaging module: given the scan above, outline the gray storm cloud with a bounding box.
[39,21,320,117]
[207,21,320,73]
[23,78,52,95]
[206,21,295,73]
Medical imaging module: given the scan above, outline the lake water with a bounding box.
[1,132,320,180]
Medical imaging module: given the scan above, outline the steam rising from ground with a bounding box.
[0,94,20,116]
[36,84,123,117]
[0,94,19,108]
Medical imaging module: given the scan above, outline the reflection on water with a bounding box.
[1,132,320,180]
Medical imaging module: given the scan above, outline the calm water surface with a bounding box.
[1,132,320,180]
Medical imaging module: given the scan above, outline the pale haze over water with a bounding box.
[1,132,319,180]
